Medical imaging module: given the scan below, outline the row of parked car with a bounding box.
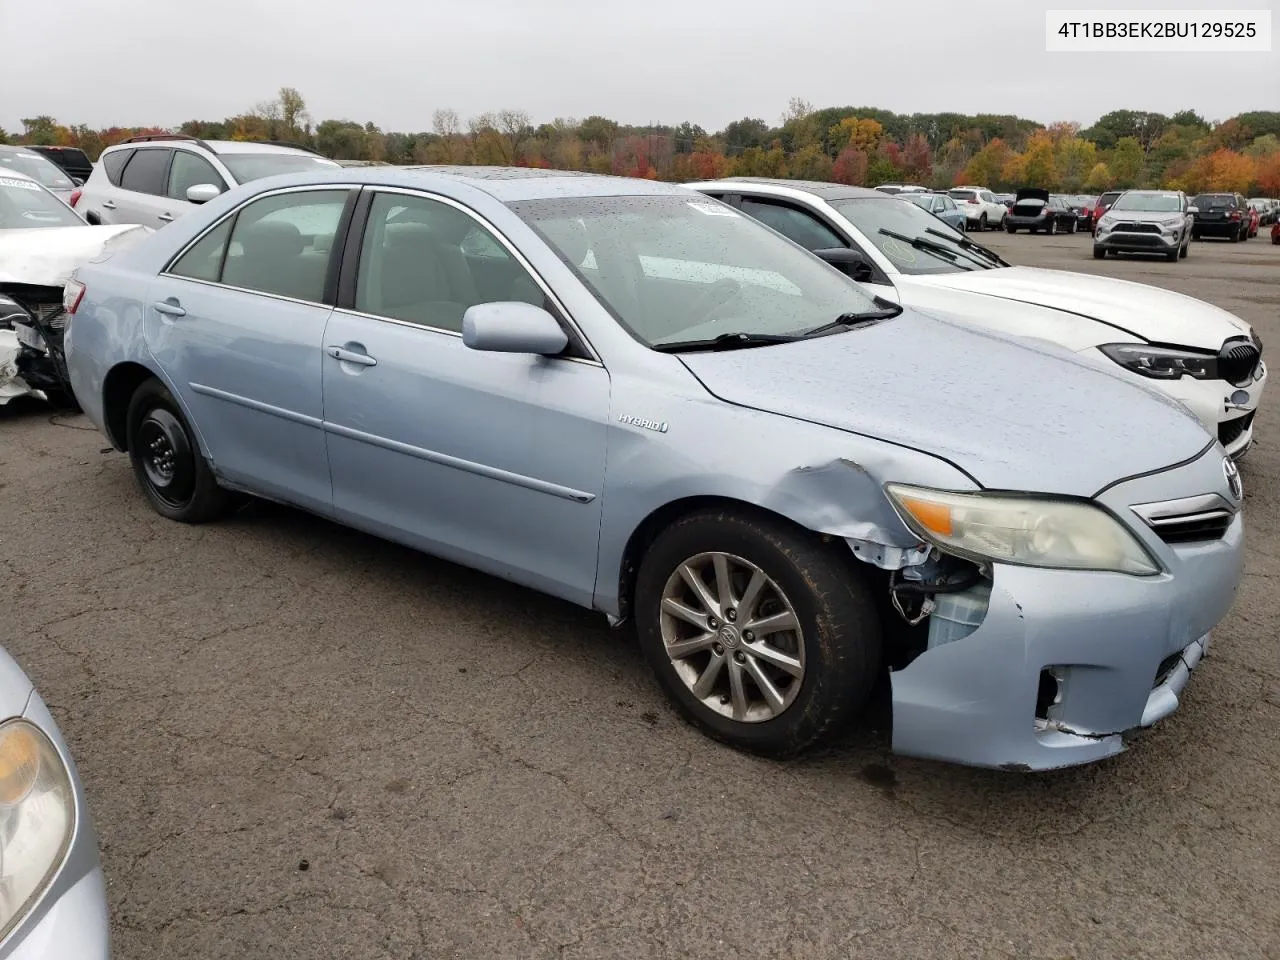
[0,138,1269,955]
[874,181,1280,247]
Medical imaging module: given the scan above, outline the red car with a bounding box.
[1090,190,1123,235]
[1272,219,1280,244]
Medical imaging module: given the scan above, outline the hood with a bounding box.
[1100,206,1180,222]
[678,310,1210,497]
[0,224,151,286]
[1015,187,1049,203]
[903,266,1252,351]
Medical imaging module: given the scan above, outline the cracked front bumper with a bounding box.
[889,446,1243,771]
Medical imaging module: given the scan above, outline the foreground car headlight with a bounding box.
[886,485,1160,575]
[1096,215,1114,229]
[0,720,74,943]
[1099,342,1218,380]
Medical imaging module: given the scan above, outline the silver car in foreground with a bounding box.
[0,649,109,959]
[64,167,1243,770]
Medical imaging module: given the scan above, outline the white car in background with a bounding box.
[947,185,1007,230]
[689,177,1265,457]
[75,135,338,230]
[0,170,150,406]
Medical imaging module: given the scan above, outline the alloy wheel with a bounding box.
[659,552,805,722]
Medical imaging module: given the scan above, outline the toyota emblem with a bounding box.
[1223,457,1243,501]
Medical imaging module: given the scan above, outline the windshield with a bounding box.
[218,153,339,183]
[1113,192,1183,213]
[0,176,84,229]
[0,147,75,190]
[509,194,880,347]
[1192,194,1234,209]
[948,190,977,201]
[828,197,998,276]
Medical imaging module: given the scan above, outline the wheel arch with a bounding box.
[101,361,162,450]
[612,495,862,623]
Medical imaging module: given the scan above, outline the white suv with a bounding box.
[947,186,1006,231]
[74,135,339,230]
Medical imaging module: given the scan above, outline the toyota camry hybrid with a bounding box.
[63,167,1243,771]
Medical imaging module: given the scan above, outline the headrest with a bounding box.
[540,218,590,267]
[240,219,303,258]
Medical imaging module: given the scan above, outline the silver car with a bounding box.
[75,135,338,230]
[0,147,77,204]
[0,648,109,959]
[1093,189,1195,261]
[64,167,1243,770]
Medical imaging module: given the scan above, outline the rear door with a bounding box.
[145,186,355,511]
[113,147,174,227]
[320,188,610,606]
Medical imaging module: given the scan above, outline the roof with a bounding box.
[700,177,888,201]
[202,164,694,203]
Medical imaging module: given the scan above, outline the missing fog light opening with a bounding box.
[1036,670,1061,721]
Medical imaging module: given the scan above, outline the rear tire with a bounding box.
[126,379,235,523]
[1046,219,1057,236]
[635,509,881,758]
[1006,225,1016,233]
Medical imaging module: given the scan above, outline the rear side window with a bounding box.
[119,149,170,195]
[101,149,134,186]
[167,151,225,200]
[220,190,349,302]
[169,219,232,282]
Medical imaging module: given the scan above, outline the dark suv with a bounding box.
[1191,193,1251,242]
[25,145,94,184]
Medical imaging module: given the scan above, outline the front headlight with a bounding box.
[0,720,75,943]
[886,484,1160,576]
[1099,342,1218,380]
[1096,215,1114,230]
[1160,216,1185,230]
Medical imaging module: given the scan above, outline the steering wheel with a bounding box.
[686,278,744,324]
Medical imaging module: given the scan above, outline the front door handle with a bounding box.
[158,212,175,222]
[153,299,186,317]
[326,345,377,367]
[101,200,117,210]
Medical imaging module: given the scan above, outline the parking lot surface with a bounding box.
[2,231,1278,959]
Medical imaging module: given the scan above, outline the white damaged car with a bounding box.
[1,170,150,406]
[690,178,1265,458]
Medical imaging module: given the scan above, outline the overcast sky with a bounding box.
[2,0,1275,134]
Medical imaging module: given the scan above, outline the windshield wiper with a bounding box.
[924,227,1009,268]
[651,331,801,353]
[801,297,903,339]
[877,228,975,271]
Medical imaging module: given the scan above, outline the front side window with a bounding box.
[0,177,84,229]
[119,149,171,195]
[738,198,845,252]
[511,194,881,347]
[195,190,350,301]
[168,152,225,200]
[355,192,547,332]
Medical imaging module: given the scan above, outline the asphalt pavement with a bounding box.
[1,229,1278,959]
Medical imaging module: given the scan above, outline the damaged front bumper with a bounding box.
[889,447,1243,771]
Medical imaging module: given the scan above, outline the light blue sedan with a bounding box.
[64,167,1242,769]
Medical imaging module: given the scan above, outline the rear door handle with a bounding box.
[158,213,175,222]
[102,200,117,210]
[153,299,186,317]
[326,345,377,367]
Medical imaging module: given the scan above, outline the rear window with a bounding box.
[102,149,134,186]
[948,190,977,201]
[1098,192,1123,205]
[218,153,338,184]
[1192,194,1234,209]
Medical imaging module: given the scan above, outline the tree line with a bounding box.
[6,89,1279,196]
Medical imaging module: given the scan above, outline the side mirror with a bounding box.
[462,302,569,356]
[814,247,874,283]
[1187,206,1199,215]
[186,183,221,204]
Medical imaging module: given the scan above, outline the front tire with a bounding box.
[978,214,988,232]
[635,509,881,758]
[1093,245,1106,259]
[126,379,235,523]
[1067,218,1077,234]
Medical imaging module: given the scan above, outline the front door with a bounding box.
[322,190,610,606]
[146,187,354,511]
